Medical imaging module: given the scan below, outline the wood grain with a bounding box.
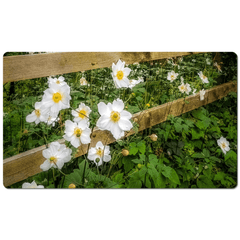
[3,52,203,84]
[3,81,237,187]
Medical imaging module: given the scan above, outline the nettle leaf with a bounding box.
[202,149,210,158]
[195,120,205,129]
[149,154,158,166]
[185,119,195,128]
[162,166,180,185]
[214,172,225,181]
[192,152,205,158]
[131,158,143,164]
[225,150,237,161]
[191,128,204,140]
[197,176,215,188]
[123,156,134,173]
[145,175,152,188]
[174,122,182,132]
[63,169,82,188]
[129,142,138,155]
[137,141,146,154]
[192,108,206,120]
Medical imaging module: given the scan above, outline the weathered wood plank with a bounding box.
[3,81,237,187]
[3,52,203,84]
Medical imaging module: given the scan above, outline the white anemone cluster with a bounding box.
[96,98,133,140]
[40,141,72,171]
[26,76,71,127]
[178,77,192,95]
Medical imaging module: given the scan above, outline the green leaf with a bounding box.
[162,166,180,185]
[128,179,142,188]
[192,153,205,158]
[129,142,138,155]
[202,149,210,158]
[197,176,215,188]
[191,128,204,140]
[148,154,158,166]
[214,172,225,181]
[174,122,182,133]
[137,141,146,154]
[225,150,237,161]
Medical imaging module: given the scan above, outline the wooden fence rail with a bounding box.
[3,81,237,187]
[3,52,202,84]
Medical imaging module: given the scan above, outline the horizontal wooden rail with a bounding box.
[3,81,237,187]
[3,52,203,84]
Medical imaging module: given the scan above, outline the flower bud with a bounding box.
[23,129,28,135]
[122,149,129,156]
[132,93,135,96]
[204,165,208,169]
[137,164,142,169]
[146,103,150,107]
[95,158,100,163]
[68,183,76,188]
[133,118,138,123]
[149,134,158,141]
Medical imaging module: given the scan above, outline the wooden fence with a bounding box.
[3,52,237,187]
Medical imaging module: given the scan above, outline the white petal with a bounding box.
[56,160,64,170]
[118,118,133,131]
[42,149,51,159]
[71,136,81,148]
[26,112,37,123]
[96,141,104,149]
[98,102,110,116]
[123,67,131,77]
[40,160,51,171]
[120,110,132,120]
[111,124,124,140]
[22,183,31,188]
[103,154,111,162]
[96,115,111,130]
[112,99,124,112]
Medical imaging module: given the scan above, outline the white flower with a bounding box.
[40,142,72,171]
[63,120,91,148]
[26,102,48,124]
[41,83,71,115]
[72,103,91,124]
[178,78,191,95]
[48,76,66,87]
[45,113,59,127]
[96,98,133,140]
[199,89,206,101]
[22,180,44,189]
[178,82,186,93]
[184,83,191,95]
[80,77,88,86]
[167,71,178,82]
[111,59,131,88]
[217,136,230,154]
[87,141,111,167]
[128,77,143,89]
[198,71,209,84]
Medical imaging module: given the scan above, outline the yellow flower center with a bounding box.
[35,109,41,117]
[96,148,104,157]
[110,111,120,123]
[74,127,82,137]
[180,85,185,90]
[171,75,175,80]
[56,80,60,84]
[116,70,124,80]
[202,75,206,79]
[52,92,62,103]
[78,109,87,119]
[49,156,57,164]
[221,142,226,149]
